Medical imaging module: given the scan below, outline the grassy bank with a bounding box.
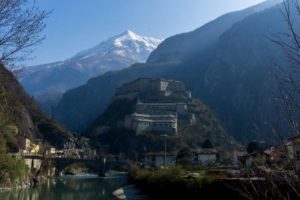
[130,166,246,200]
[0,154,29,189]
[130,166,300,199]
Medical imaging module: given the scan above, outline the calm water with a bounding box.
[0,175,128,200]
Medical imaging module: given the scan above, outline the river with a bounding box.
[0,174,129,200]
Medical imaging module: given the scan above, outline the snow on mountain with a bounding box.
[16,30,162,112]
[20,30,162,78]
[71,30,161,62]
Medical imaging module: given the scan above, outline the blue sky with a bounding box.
[29,0,266,65]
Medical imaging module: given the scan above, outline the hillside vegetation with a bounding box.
[86,92,237,156]
[0,64,74,150]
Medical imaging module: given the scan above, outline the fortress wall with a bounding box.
[116,78,187,96]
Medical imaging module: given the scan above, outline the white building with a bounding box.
[119,77,198,135]
[142,152,176,169]
[125,113,177,135]
[192,149,217,165]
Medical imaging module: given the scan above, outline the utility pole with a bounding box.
[161,134,168,169]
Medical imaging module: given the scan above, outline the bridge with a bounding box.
[12,153,128,176]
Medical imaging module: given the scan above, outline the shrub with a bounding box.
[0,154,28,186]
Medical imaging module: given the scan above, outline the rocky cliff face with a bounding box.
[0,64,74,149]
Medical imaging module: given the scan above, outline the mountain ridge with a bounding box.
[54,1,288,144]
[0,64,74,149]
[15,31,162,112]
[147,0,280,64]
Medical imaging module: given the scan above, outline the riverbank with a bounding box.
[0,173,53,192]
[129,167,300,199]
[113,185,150,200]
[0,153,30,191]
[0,174,129,200]
[0,183,29,192]
[131,167,241,200]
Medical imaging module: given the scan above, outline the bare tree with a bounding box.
[219,1,300,199]
[235,0,300,199]
[272,0,300,138]
[0,0,49,67]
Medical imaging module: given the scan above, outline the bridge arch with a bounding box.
[54,158,106,176]
[19,154,129,176]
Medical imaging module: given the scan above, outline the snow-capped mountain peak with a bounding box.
[114,30,161,47]
[119,30,139,40]
[71,30,162,62]
[15,31,162,112]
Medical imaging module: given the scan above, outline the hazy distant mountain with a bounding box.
[147,0,280,64]
[15,30,162,112]
[54,0,288,144]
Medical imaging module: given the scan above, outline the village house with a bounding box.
[50,147,56,155]
[142,152,176,169]
[263,146,283,164]
[192,149,217,165]
[17,136,40,154]
[232,147,248,166]
[236,146,284,169]
[240,152,268,168]
[240,152,257,168]
[285,136,300,171]
[18,136,32,154]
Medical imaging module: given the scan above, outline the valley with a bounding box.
[2,0,300,199]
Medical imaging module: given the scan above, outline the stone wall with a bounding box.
[119,78,198,135]
[115,78,186,97]
[136,102,187,114]
[24,158,42,170]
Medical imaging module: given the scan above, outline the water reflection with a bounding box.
[0,175,127,200]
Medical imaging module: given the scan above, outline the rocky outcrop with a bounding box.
[86,78,238,153]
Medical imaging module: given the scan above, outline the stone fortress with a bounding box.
[115,77,200,136]
[114,77,192,101]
